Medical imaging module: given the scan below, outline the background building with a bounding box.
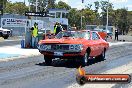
[0,9,69,36]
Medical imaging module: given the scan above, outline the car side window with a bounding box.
[78,32,90,40]
[92,32,99,40]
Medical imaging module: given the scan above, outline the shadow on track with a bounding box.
[36,58,106,68]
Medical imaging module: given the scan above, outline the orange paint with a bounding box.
[98,32,107,40]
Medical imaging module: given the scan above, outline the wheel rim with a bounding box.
[84,53,88,63]
[103,50,105,58]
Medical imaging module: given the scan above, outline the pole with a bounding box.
[81,0,84,29]
[35,0,38,20]
[81,15,82,29]
[0,0,4,27]
[106,0,109,31]
[36,0,38,12]
[28,0,30,11]
[24,0,25,5]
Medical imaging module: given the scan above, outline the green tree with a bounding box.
[55,1,71,10]
[48,0,56,9]
[0,0,7,14]
[127,11,132,33]
[30,0,47,12]
[94,1,100,13]
[100,1,113,26]
[82,8,96,25]
[0,0,7,8]
[115,8,130,34]
[85,4,92,10]
[68,8,96,29]
[4,1,28,15]
[29,0,56,12]
[68,8,81,29]
[94,1,100,25]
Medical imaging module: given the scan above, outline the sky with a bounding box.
[10,0,132,11]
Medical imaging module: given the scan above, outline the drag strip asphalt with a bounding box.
[0,43,132,88]
[0,39,21,47]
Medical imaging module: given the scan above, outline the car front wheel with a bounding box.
[3,35,9,39]
[44,56,52,65]
[81,52,89,66]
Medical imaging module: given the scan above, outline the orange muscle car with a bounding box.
[38,30,109,66]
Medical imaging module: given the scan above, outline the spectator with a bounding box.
[31,22,38,48]
[54,22,63,35]
[10,29,13,37]
[115,29,118,41]
[72,24,77,30]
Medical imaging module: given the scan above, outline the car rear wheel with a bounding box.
[44,56,52,65]
[96,49,105,61]
[101,49,105,60]
[102,49,105,59]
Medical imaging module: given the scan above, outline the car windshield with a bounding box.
[55,31,90,40]
[94,28,104,32]
[77,31,90,40]
[55,31,78,38]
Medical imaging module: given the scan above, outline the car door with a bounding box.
[91,32,100,56]
[97,33,105,54]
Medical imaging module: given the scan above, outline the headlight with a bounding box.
[75,44,83,50]
[69,45,74,50]
[69,44,83,51]
[39,44,51,50]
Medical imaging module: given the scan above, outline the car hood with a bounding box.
[39,37,86,44]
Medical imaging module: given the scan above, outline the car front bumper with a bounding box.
[39,51,84,59]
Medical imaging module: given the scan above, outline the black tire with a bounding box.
[44,56,52,65]
[3,35,9,39]
[102,49,105,59]
[96,49,105,61]
[105,37,107,41]
[101,49,105,60]
[81,52,89,66]
[0,32,2,36]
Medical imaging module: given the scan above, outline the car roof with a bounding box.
[77,30,90,32]
[79,30,98,33]
[63,30,92,33]
[63,30,76,32]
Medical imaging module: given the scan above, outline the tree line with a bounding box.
[0,0,132,34]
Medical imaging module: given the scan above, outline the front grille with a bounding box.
[51,44,69,50]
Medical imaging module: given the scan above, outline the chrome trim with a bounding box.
[40,50,81,53]
[38,44,83,52]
